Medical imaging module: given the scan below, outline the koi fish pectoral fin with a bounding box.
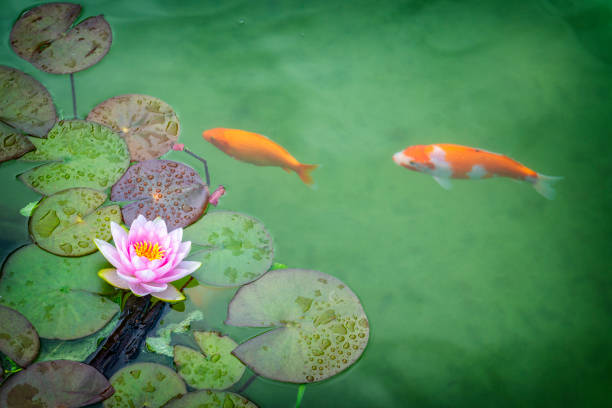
[433,176,452,190]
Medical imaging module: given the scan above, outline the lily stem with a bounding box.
[70,73,77,119]
[295,384,306,408]
[179,276,194,292]
[183,147,210,186]
[237,373,259,393]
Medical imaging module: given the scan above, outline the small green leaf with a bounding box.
[174,331,246,390]
[226,269,369,384]
[0,305,40,367]
[0,245,119,340]
[18,120,130,195]
[183,211,274,287]
[164,390,258,408]
[104,362,186,408]
[19,200,39,217]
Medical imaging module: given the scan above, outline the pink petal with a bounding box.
[98,268,130,290]
[152,217,167,237]
[140,281,168,293]
[128,282,152,296]
[110,222,128,250]
[116,269,140,283]
[174,241,191,263]
[128,215,148,242]
[168,227,183,246]
[94,239,122,269]
[157,261,201,283]
[152,284,185,302]
[134,268,156,282]
[131,256,147,270]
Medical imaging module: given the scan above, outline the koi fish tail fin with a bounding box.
[296,163,318,186]
[532,173,563,200]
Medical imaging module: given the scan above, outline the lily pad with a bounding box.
[174,331,246,390]
[226,269,369,384]
[0,305,40,367]
[29,188,122,256]
[37,314,119,363]
[0,65,56,137]
[0,245,119,340]
[18,120,130,195]
[110,159,208,230]
[87,94,181,161]
[0,121,34,163]
[183,211,274,287]
[164,390,258,408]
[10,3,112,74]
[0,359,113,407]
[104,362,186,408]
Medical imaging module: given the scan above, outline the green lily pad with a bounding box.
[146,310,204,357]
[0,305,40,367]
[183,211,274,287]
[87,94,181,161]
[0,245,119,340]
[37,313,119,363]
[18,120,130,195]
[29,188,122,256]
[164,390,258,408]
[10,3,112,74]
[0,65,56,137]
[174,331,246,390]
[226,269,369,384]
[104,362,186,408]
[0,122,34,163]
[0,359,113,407]
[111,159,208,230]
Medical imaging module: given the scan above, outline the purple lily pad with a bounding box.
[87,94,181,161]
[0,65,57,137]
[10,3,112,74]
[0,305,40,367]
[111,160,209,230]
[164,390,258,408]
[0,360,114,407]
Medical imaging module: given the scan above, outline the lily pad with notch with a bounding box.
[174,331,246,390]
[0,245,119,340]
[0,305,40,367]
[0,359,113,407]
[0,65,56,137]
[183,211,274,287]
[104,362,186,408]
[10,3,112,74]
[163,390,258,408]
[18,120,130,195]
[87,94,181,161]
[29,187,122,257]
[226,269,369,384]
[111,159,208,231]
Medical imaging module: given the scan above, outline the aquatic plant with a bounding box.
[0,2,369,407]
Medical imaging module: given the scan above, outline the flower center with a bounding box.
[133,241,165,261]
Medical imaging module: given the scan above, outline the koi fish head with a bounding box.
[392,145,434,173]
[202,128,229,149]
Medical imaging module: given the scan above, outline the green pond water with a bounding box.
[1,0,611,406]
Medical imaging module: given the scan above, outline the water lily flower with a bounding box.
[94,215,201,302]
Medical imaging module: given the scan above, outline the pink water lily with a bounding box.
[94,215,201,302]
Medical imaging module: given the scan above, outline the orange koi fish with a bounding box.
[202,128,318,185]
[393,144,562,199]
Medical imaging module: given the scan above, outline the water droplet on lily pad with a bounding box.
[225,269,369,383]
[0,360,113,407]
[0,245,119,339]
[10,3,112,74]
[183,211,274,287]
[111,159,208,230]
[29,188,121,257]
[18,120,130,195]
[174,331,246,390]
[87,94,181,161]
[0,305,40,367]
[104,362,186,408]
[164,390,258,408]
[0,65,56,138]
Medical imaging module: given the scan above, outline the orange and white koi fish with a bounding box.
[393,144,562,199]
[202,128,318,185]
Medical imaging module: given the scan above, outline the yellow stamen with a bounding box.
[133,241,165,261]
